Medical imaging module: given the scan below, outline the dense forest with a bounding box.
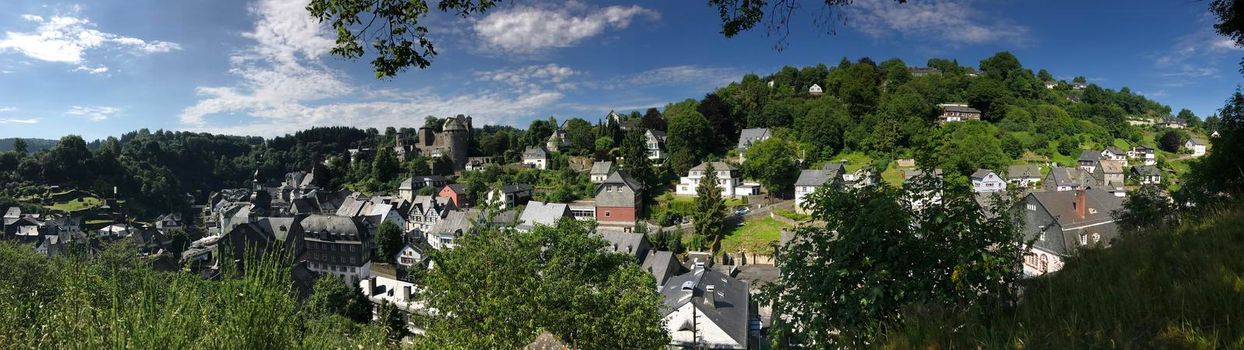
[0,51,1211,219]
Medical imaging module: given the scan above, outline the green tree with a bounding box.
[640,107,667,131]
[619,129,655,194]
[371,146,400,183]
[931,122,1009,175]
[693,163,727,250]
[416,220,668,349]
[1158,129,1185,153]
[665,99,713,161]
[12,138,27,155]
[979,51,1022,81]
[375,220,404,263]
[562,118,595,155]
[1185,89,1244,205]
[742,138,800,196]
[305,276,372,323]
[762,171,1024,345]
[699,93,737,153]
[1113,185,1178,234]
[965,78,1013,119]
[377,300,409,341]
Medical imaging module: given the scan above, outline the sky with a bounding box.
[0,0,1240,140]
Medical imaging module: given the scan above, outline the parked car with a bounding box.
[734,206,750,216]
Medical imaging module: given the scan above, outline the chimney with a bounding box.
[364,277,376,296]
[704,285,716,309]
[401,285,411,301]
[1074,190,1087,219]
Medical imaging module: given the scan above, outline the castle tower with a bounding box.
[442,115,471,171]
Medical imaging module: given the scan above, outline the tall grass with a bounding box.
[0,241,391,349]
[883,206,1244,348]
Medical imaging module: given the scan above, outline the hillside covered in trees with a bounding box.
[0,52,1209,220]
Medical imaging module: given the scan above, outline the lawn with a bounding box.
[660,194,746,209]
[719,217,790,256]
[881,162,906,187]
[44,196,102,212]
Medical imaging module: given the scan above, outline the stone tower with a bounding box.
[442,114,472,170]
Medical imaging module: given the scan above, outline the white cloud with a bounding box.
[0,118,38,124]
[65,105,120,121]
[475,64,580,91]
[0,106,15,113]
[74,65,109,74]
[847,0,1028,45]
[622,65,741,88]
[473,5,658,53]
[180,0,563,137]
[1154,25,1241,79]
[0,11,180,72]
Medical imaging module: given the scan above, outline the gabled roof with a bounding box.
[941,105,981,114]
[442,183,466,194]
[737,128,770,150]
[659,268,750,347]
[1008,164,1042,179]
[1186,138,1204,146]
[646,129,667,142]
[596,228,648,259]
[429,210,473,236]
[523,146,547,158]
[690,161,736,172]
[590,161,614,175]
[1078,150,1101,162]
[1047,166,1091,187]
[794,169,832,187]
[601,170,642,191]
[641,250,680,287]
[970,169,1000,181]
[1096,160,1124,174]
[1030,189,1123,229]
[517,202,571,230]
[1132,165,1161,176]
[1104,146,1125,155]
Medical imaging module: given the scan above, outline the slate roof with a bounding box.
[1104,146,1125,155]
[443,183,466,194]
[429,210,473,237]
[1047,167,1091,188]
[601,170,642,190]
[256,217,299,241]
[736,128,770,150]
[794,169,832,187]
[942,105,981,114]
[690,161,736,172]
[590,161,614,175]
[299,215,367,241]
[517,202,571,230]
[1187,139,1204,146]
[1008,164,1042,179]
[1078,150,1102,162]
[641,250,680,287]
[1097,160,1124,174]
[647,130,667,143]
[1031,189,1123,228]
[523,146,547,159]
[659,268,750,348]
[1132,165,1161,177]
[597,228,647,260]
[970,169,998,180]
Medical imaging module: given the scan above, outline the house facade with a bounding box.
[1043,166,1092,192]
[1185,139,1206,156]
[1101,147,1128,165]
[398,176,450,202]
[595,171,643,224]
[676,162,743,197]
[590,161,614,183]
[1007,164,1042,188]
[937,103,982,123]
[1017,190,1122,276]
[300,215,372,285]
[794,168,840,213]
[438,184,471,208]
[1130,165,1162,185]
[970,169,1007,193]
[522,146,549,170]
[487,184,533,211]
[1129,146,1157,166]
[645,130,667,162]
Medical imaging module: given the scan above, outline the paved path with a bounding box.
[660,198,794,231]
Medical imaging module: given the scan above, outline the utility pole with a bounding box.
[691,301,699,349]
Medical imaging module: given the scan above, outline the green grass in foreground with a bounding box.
[883,206,1244,349]
[720,217,789,255]
[45,196,102,212]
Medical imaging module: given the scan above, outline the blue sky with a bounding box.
[0,0,1240,140]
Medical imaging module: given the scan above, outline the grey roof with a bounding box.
[590,161,614,175]
[501,183,534,194]
[1104,146,1125,155]
[335,196,367,217]
[429,210,473,236]
[1008,164,1042,179]
[647,130,667,142]
[1031,189,1122,228]
[298,215,367,241]
[970,169,998,180]
[690,161,736,172]
[256,217,299,241]
[1096,160,1124,174]
[601,170,642,191]
[822,162,846,176]
[444,183,466,193]
[596,229,648,259]
[1078,150,1101,162]
[659,268,750,347]
[1047,166,1091,187]
[736,128,770,150]
[517,202,571,230]
[1187,138,1204,146]
[942,105,981,113]
[641,250,680,287]
[1132,165,1161,177]
[794,169,832,187]
[523,146,547,159]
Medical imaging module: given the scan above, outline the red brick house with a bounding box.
[438,184,471,208]
[595,171,643,223]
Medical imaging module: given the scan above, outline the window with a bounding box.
[1026,203,1037,211]
[1039,255,1049,273]
[604,211,611,217]
[1079,233,1088,245]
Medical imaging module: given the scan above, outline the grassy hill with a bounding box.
[883,206,1244,348]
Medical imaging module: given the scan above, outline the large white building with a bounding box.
[676,162,747,197]
[659,266,751,349]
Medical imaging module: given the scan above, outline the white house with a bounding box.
[522,146,548,170]
[359,276,429,334]
[1007,164,1042,188]
[736,128,770,162]
[590,161,614,183]
[1101,147,1128,166]
[1128,146,1156,166]
[1185,139,1206,157]
[394,241,429,269]
[808,84,823,96]
[676,162,743,197]
[1130,165,1162,185]
[659,267,750,349]
[794,168,840,213]
[970,169,1007,193]
[645,130,667,162]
